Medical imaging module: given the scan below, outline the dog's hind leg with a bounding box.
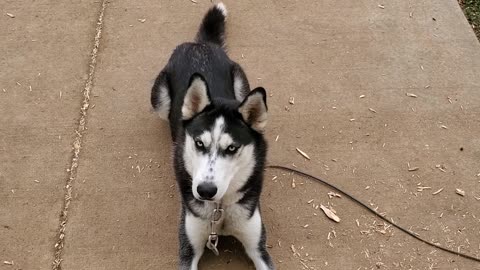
[234,208,275,270]
[179,210,209,270]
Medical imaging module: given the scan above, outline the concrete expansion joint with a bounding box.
[52,0,108,269]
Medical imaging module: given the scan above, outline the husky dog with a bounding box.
[150,3,274,270]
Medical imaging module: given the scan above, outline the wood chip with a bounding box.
[368,108,377,113]
[291,179,296,189]
[6,13,15,18]
[432,188,444,195]
[359,95,366,98]
[435,164,447,172]
[288,97,295,104]
[138,18,146,23]
[327,191,341,199]
[406,93,417,98]
[3,261,13,265]
[440,125,448,129]
[319,204,340,222]
[296,147,311,160]
[416,186,431,192]
[290,244,298,255]
[378,4,385,9]
[456,189,465,196]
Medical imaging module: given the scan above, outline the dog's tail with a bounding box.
[195,3,227,48]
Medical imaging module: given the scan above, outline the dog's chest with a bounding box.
[218,204,252,236]
[193,202,252,236]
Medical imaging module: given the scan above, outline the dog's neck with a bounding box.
[218,190,245,207]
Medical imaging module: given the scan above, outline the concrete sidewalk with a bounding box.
[1,0,480,269]
[0,1,98,269]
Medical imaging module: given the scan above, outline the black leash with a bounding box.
[267,165,480,263]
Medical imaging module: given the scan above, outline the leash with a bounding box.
[267,165,480,263]
[206,202,224,256]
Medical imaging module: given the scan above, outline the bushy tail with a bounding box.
[195,3,227,47]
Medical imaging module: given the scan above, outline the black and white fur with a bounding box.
[151,3,274,270]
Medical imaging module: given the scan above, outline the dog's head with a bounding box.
[181,74,267,202]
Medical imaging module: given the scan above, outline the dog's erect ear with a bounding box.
[238,87,268,133]
[231,63,250,102]
[151,70,171,121]
[182,74,211,120]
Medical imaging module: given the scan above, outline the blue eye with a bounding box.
[226,145,238,153]
[195,140,204,148]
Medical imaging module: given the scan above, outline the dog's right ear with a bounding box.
[182,74,211,120]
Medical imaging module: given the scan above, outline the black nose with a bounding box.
[197,183,217,200]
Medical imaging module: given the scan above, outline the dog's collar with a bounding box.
[206,202,224,256]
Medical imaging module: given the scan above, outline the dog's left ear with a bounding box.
[238,87,268,133]
[182,74,211,120]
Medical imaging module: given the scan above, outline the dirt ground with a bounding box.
[1,0,480,269]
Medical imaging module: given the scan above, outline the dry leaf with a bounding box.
[406,93,417,98]
[319,204,340,222]
[288,97,295,105]
[456,189,465,196]
[6,13,15,18]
